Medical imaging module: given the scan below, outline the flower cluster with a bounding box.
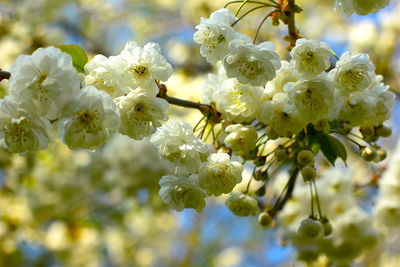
[1,42,172,152]
[203,37,394,138]
[151,121,244,212]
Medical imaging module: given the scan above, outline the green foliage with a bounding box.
[55,44,88,73]
[317,134,347,166]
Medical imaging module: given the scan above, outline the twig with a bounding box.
[0,70,11,81]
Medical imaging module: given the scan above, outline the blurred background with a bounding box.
[0,0,400,266]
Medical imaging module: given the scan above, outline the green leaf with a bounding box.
[56,44,88,73]
[318,134,347,166]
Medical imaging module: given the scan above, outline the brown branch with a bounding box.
[0,70,11,81]
[279,0,302,49]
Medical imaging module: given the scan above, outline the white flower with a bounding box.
[335,0,391,16]
[150,121,212,174]
[118,42,173,94]
[257,93,307,138]
[223,39,281,86]
[159,174,206,212]
[338,90,376,127]
[225,191,259,217]
[57,86,120,150]
[201,69,226,104]
[286,77,335,123]
[225,124,257,156]
[9,46,80,120]
[193,8,240,64]
[0,96,49,153]
[84,54,128,98]
[114,89,168,140]
[368,76,395,126]
[290,39,331,75]
[265,61,301,96]
[329,52,375,94]
[198,153,243,196]
[213,78,263,122]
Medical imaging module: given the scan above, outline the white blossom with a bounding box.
[225,191,259,217]
[114,89,169,140]
[257,93,307,138]
[118,42,173,94]
[159,174,206,212]
[0,96,49,153]
[213,78,263,122]
[84,54,128,98]
[224,124,258,156]
[9,46,80,120]
[198,153,243,196]
[150,121,212,174]
[57,86,120,150]
[223,39,281,86]
[286,77,335,123]
[290,39,331,75]
[329,52,375,94]
[193,8,240,64]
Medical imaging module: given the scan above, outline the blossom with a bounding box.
[290,39,331,75]
[150,121,212,174]
[0,96,49,153]
[225,191,259,217]
[57,86,120,150]
[118,42,173,94]
[335,0,391,16]
[286,77,335,123]
[329,52,375,94]
[223,39,281,86]
[193,8,239,64]
[224,124,257,156]
[84,54,128,98]
[198,153,243,196]
[257,93,307,138]
[114,89,169,140]
[265,60,301,95]
[9,46,80,120]
[159,174,206,212]
[213,78,263,122]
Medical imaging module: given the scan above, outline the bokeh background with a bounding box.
[0,0,400,266]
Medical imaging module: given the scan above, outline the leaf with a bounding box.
[56,44,88,73]
[318,134,347,166]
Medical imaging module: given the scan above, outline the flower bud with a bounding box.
[297,150,314,166]
[276,147,289,161]
[322,218,333,236]
[375,125,392,138]
[301,166,317,182]
[376,149,387,161]
[361,147,376,162]
[258,212,273,229]
[359,125,374,139]
[298,218,323,238]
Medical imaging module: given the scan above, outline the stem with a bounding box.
[270,166,299,216]
[282,0,302,49]
[253,10,276,43]
[231,5,271,27]
[0,70,11,81]
[163,96,208,110]
[234,0,250,16]
[225,0,279,8]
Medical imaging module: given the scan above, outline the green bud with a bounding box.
[276,147,289,161]
[301,166,317,182]
[298,218,323,238]
[375,125,392,138]
[297,150,314,166]
[258,212,273,229]
[361,147,376,162]
[321,218,333,236]
[359,126,375,139]
[255,185,266,197]
[376,149,387,162]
